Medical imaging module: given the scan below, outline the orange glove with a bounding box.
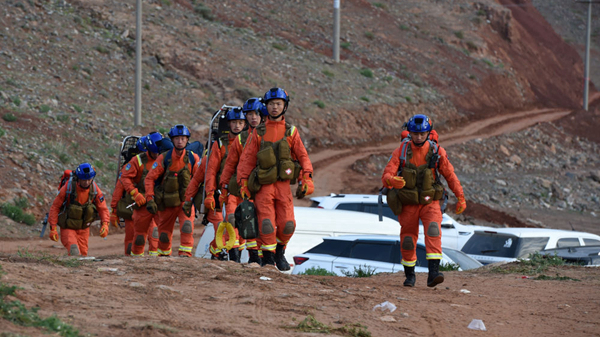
[219,188,228,206]
[99,222,109,238]
[130,188,146,207]
[455,195,467,214]
[110,211,120,229]
[240,179,251,199]
[49,226,59,242]
[204,193,215,211]
[385,176,406,189]
[302,173,314,196]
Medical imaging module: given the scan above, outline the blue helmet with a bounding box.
[75,163,96,180]
[263,87,289,104]
[226,107,246,121]
[168,124,191,139]
[406,114,433,133]
[136,136,148,152]
[146,132,163,154]
[243,97,268,116]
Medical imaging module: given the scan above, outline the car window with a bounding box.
[336,203,361,212]
[461,233,520,258]
[306,240,353,257]
[310,201,320,208]
[363,203,396,220]
[556,238,581,248]
[584,239,600,246]
[442,248,482,270]
[516,237,550,258]
[350,242,394,263]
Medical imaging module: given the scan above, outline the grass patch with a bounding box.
[322,69,334,78]
[57,114,70,123]
[373,2,385,9]
[93,160,104,170]
[292,315,371,336]
[6,78,19,87]
[490,252,565,275]
[2,113,17,122]
[364,31,374,40]
[72,104,83,113]
[466,41,477,51]
[12,96,21,107]
[481,58,495,67]
[272,43,287,51]
[158,127,169,135]
[440,262,460,271]
[405,96,412,102]
[194,3,214,21]
[399,24,409,31]
[0,127,5,138]
[341,264,377,278]
[39,105,51,113]
[0,265,82,336]
[454,31,464,39]
[313,100,325,109]
[535,274,580,282]
[1,199,36,226]
[298,267,336,276]
[340,42,351,49]
[16,248,83,268]
[105,147,118,157]
[359,96,370,102]
[359,68,373,78]
[95,45,109,54]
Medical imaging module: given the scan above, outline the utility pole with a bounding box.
[576,0,600,111]
[134,0,142,126]
[333,0,340,63]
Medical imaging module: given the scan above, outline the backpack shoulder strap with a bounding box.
[256,124,266,137]
[163,149,173,169]
[187,151,196,167]
[398,138,411,169]
[285,123,296,137]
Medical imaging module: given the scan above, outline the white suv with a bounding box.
[461,228,600,265]
[310,194,490,250]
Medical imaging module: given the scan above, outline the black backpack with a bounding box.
[234,199,259,240]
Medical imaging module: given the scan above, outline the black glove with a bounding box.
[146,199,158,214]
[182,201,193,217]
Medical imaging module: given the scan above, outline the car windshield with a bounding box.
[462,233,550,258]
[442,248,482,270]
[305,239,353,257]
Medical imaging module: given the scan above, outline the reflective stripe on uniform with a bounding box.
[290,126,296,136]
[261,243,277,252]
[179,245,193,253]
[131,251,144,257]
[245,240,257,249]
[149,251,158,256]
[276,238,289,246]
[426,253,443,260]
[209,245,221,256]
[136,154,143,167]
[157,248,172,256]
[401,259,417,267]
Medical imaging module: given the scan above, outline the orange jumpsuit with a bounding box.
[219,130,258,253]
[237,118,313,252]
[48,182,110,256]
[183,153,223,254]
[205,135,245,256]
[382,140,464,267]
[145,149,201,257]
[115,153,159,256]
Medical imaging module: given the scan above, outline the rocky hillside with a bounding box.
[0,0,597,227]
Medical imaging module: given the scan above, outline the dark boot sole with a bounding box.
[427,275,444,287]
[403,281,415,287]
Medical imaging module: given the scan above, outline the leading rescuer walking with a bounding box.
[381,114,467,287]
[237,87,314,270]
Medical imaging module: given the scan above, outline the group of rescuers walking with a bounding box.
[47,87,467,287]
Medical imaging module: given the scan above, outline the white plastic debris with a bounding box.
[468,319,486,331]
[372,301,397,313]
[259,276,272,281]
[460,289,471,294]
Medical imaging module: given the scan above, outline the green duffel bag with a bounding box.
[235,199,259,240]
[248,167,262,193]
[116,198,134,219]
[278,159,296,181]
[65,218,84,230]
[433,182,445,201]
[257,146,277,169]
[402,168,417,190]
[67,204,83,221]
[229,174,240,197]
[163,191,182,208]
[419,188,435,205]
[386,189,403,216]
[398,188,419,205]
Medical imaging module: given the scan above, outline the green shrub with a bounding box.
[359,68,373,78]
[440,262,460,271]
[195,4,214,21]
[340,42,351,49]
[0,203,36,226]
[322,70,334,78]
[95,45,109,54]
[360,96,370,102]
[399,24,409,31]
[58,152,70,164]
[298,267,337,276]
[144,83,150,90]
[72,104,83,113]
[57,114,70,123]
[13,197,29,210]
[341,264,377,277]
[364,31,374,40]
[39,105,51,113]
[2,113,17,122]
[405,96,412,102]
[373,2,385,9]
[272,43,287,51]
[482,58,494,67]
[312,100,326,109]
[12,96,21,107]
[466,41,478,51]
[93,160,104,170]
[454,31,464,39]
[0,127,5,137]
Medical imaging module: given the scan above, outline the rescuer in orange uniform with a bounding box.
[204,107,248,262]
[48,163,110,256]
[218,98,267,264]
[237,88,314,270]
[115,133,162,256]
[382,114,466,287]
[144,125,201,257]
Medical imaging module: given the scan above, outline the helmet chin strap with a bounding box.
[268,104,288,120]
[411,132,430,147]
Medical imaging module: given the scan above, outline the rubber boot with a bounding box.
[403,266,416,287]
[248,249,261,265]
[274,244,291,271]
[228,249,241,263]
[427,259,444,287]
[261,250,275,267]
